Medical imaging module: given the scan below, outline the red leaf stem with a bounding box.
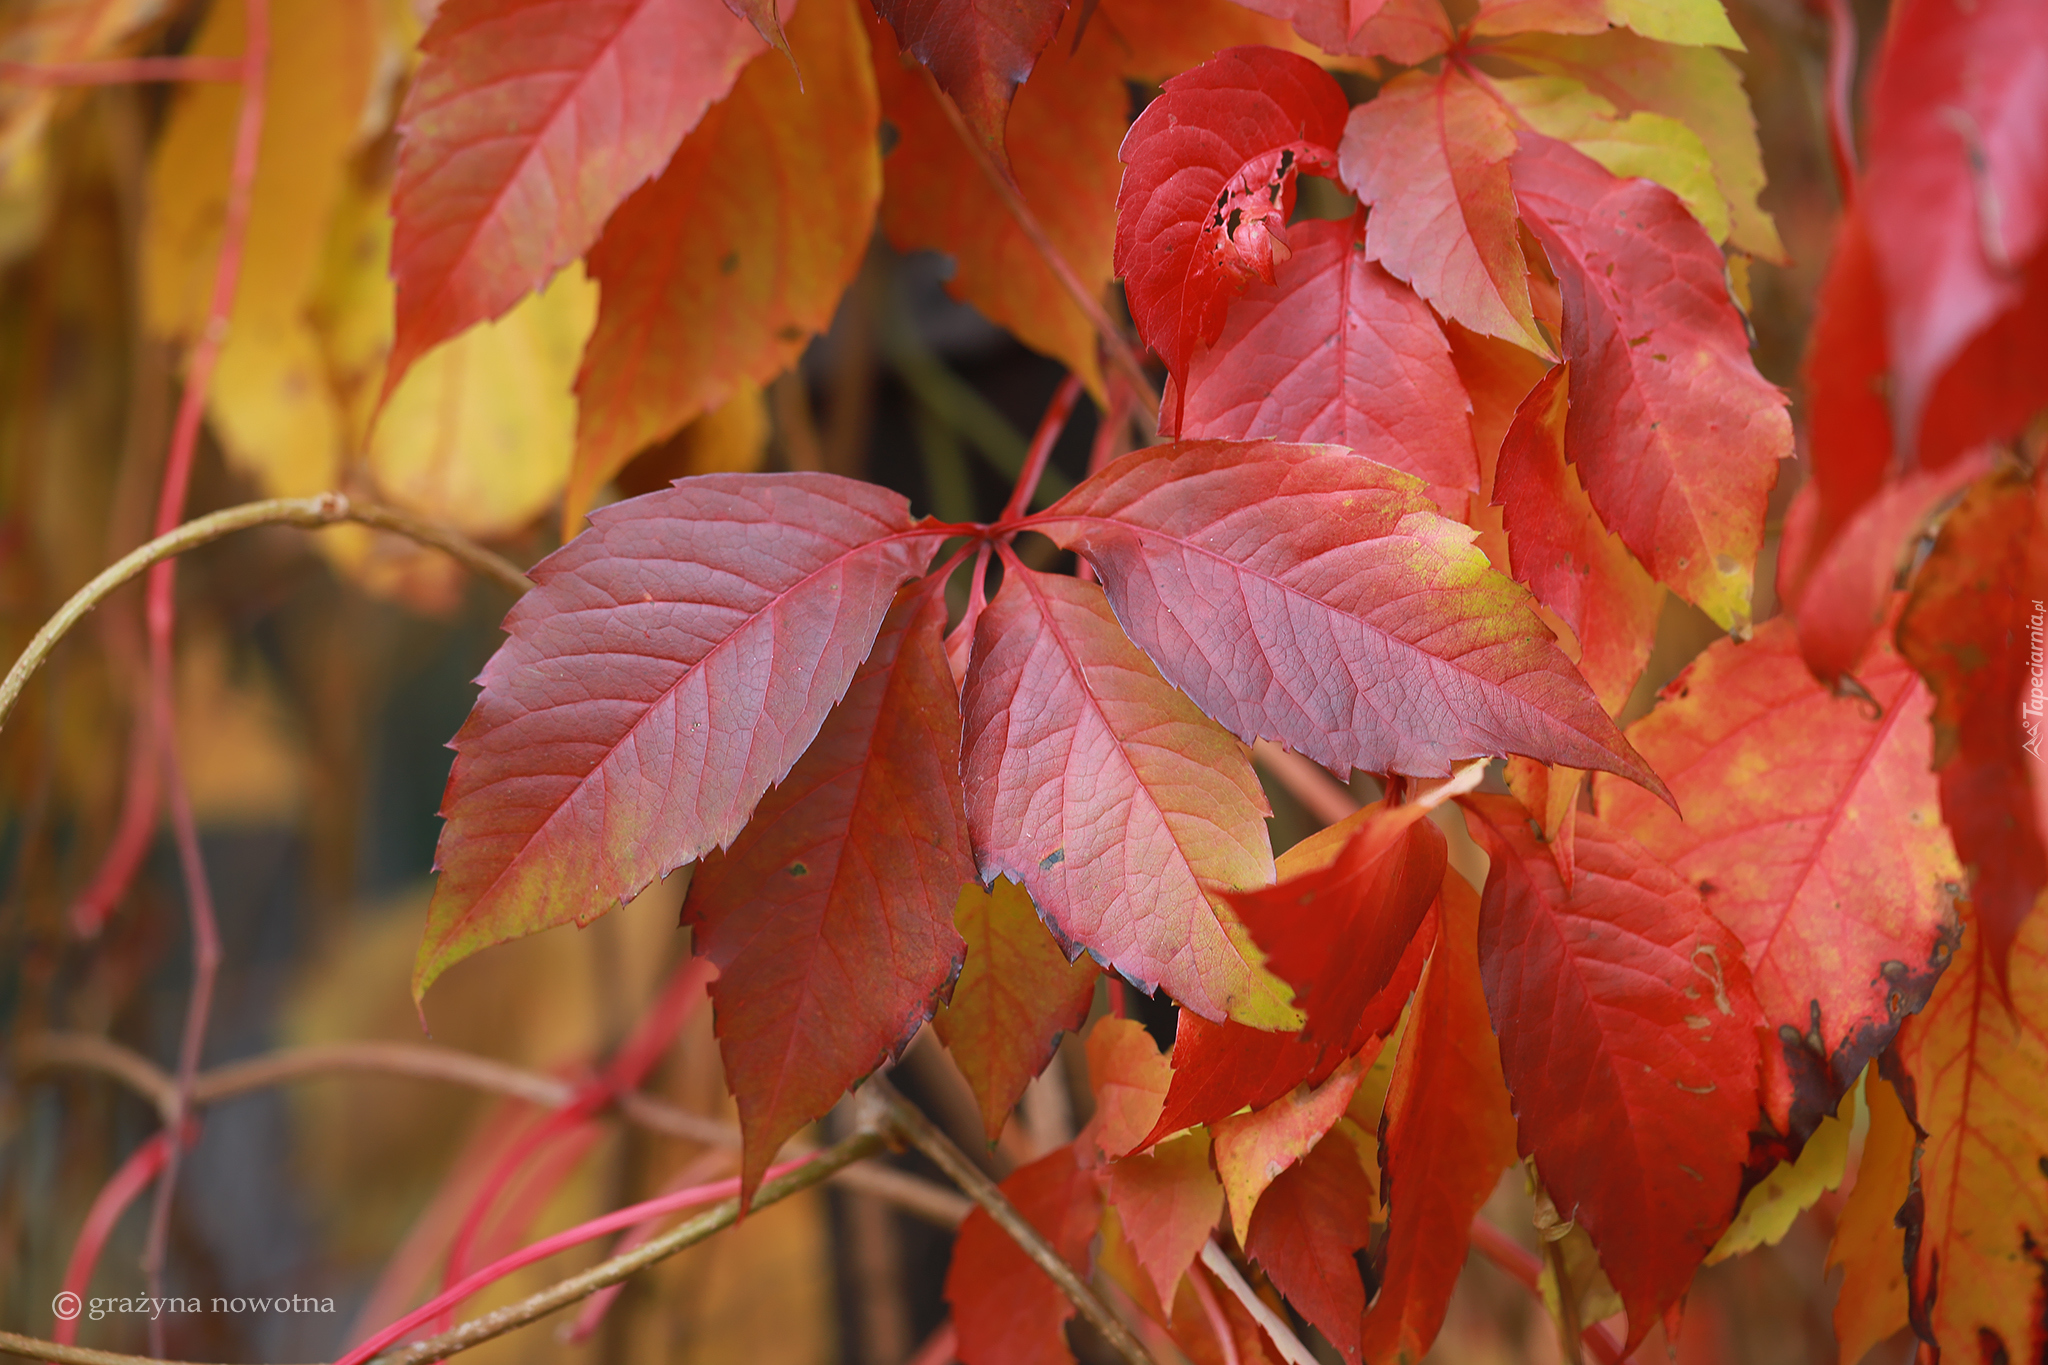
[54,1131,180,1344]
[0,56,245,84]
[1000,373,1086,524]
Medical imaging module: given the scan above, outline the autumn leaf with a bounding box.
[1597,618,1962,1141]
[1482,27,1782,262]
[1827,1069,1914,1365]
[1030,440,1665,790]
[1897,466,2048,985]
[683,583,971,1204]
[1707,1087,1849,1262]
[569,0,879,534]
[873,0,1287,393]
[1228,0,1452,63]
[1244,1122,1379,1364]
[1101,1131,1224,1305]
[417,475,946,999]
[1169,216,1481,496]
[1493,363,1662,713]
[1462,793,1763,1343]
[960,563,1288,1025]
[1893,899,2048,1362]
[1358,866,1519,1364]
[869,0,1069,175]
[1338,66,1544,353]
[1114,45,1349,394]
[1510,134,1790,630]
[946,1144,1103,1365]
[388,0,784,390]
[1225,796,1446,1046]
[144,0,377,497]
[1082,1016,1173,1159]
[1860,0,2048,456]
[1212,1049,1367,1243]
[935,877,1099,1143]
[1472,0,1743,51]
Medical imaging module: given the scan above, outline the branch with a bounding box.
[0,57,244,85]
[0,1333,312,1365]
[13,1034,970,1226]
[0,494,529,736]
[869,1079,1159,1365]
[909,62,1159,417]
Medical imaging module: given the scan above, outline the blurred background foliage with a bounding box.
[0,0,1893,1361]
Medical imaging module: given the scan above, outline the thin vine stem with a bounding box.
[0,495,528,740]
[870,1078,1160,1365]
[1197,1240,1316,1365]
[52,1136,175,1347]
[0,57,245,85]
[1000,373,1085,523]
[1465,1217,1627,1364]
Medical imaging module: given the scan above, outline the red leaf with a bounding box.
[1359,867,1519,1364]
[946,1144,1103,1365]
[1244,1125,1379,1364]
[417,475,944,999]
[1213,1049,1368,1242]
[1898,465,2048,987]
[1861,0,2048,455]
[873,0,1290,391]
[1596,618,1963,1140]
[1226,799,1447,1046]
[1337,66,1544,352]
[1891,899,2048,1360]
[569,0,879,531]
[870,0,1070,174]
[389,0,778,389]
[1113,46,1349,391]
[1461,793,1763,1344]
[1788,206,1892,564]
[1029,440,1664,792]
[1914,249,2048,471]
[1168,216,1481,496]
[1494,363,1662,712]
[961,563,1287,1024]
[935,877,1100,1143]
[1102,1132,1225,1305]
[1509,134,1790,631]
[683,582,970,1203]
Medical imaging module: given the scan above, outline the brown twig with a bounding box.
[0,494,528,739]
[13,1034,970,1227]
[0,57,245,85]
[911,63,1159,416]
[869,1078,1158,1365]
[0,1332,311,1365]
[1197,1241,1316,1365]
[1466,1217,1627,1364]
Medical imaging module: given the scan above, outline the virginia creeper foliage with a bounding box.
[19,0,2042,1358]
[397,0,2048,1351]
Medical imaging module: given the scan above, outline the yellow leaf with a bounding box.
[143,0,377,496]
[1828,1069,1914,1365]
[1707,1082,1853,1263]
[174,627,306,824]
[1604,0,1741,49]
[369,261,597,539]
[1494,75,1731,245]
[143,0,376,338]
[1490,30,1783,262]
[1892,901,2048,1360]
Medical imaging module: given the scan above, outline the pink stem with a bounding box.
[73,0,270,935]
[0,56,244,85]
[141,735,224,1356]
[438,1110,591,1321]
[998,374,1085,524]
[54,1134,176,1344]
[604,955,715,1091]
[559,1149,735,1343]
[333,1152,825,1365]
